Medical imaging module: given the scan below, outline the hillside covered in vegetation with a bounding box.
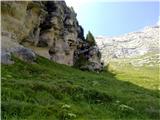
[2,56,160,120]
[1,1,159,120]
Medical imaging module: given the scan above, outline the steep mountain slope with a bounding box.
[96,26,159,65]
[2,56,160,120]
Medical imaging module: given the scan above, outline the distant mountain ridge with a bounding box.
[95,25,159,65]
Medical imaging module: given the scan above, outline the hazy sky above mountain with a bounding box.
[66,1,159,37]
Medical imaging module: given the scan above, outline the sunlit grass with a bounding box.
[1,56,160,120]
[108,59,159,90]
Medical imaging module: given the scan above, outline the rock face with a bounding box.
[96,26,160,65]
[1,1,102,71]
[74,42,103,71]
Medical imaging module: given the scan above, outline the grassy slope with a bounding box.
[1,56,160,120]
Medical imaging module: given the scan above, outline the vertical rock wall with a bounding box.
[1,1,103,71]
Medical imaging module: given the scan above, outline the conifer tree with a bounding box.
[86,31,96,46]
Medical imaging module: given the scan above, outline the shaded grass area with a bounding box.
[1,56,160,120]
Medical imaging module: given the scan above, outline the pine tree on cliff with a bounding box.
[86,31,96,46]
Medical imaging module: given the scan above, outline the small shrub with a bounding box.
[86,31,96,46]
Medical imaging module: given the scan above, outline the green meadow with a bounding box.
[1,56,160,120]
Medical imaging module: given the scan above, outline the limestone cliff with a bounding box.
[96,26,159,66]
[1,1,103,71]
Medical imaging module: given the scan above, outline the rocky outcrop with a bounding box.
[74,42,103,71]
[1,1,102,71]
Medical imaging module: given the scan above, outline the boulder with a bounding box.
[80,62,103,72]
[1,51,14,64]
[10,47,37,63]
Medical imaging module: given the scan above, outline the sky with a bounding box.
[66,0,160,37]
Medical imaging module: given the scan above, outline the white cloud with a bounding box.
[65,0,90,8]
[157,16,160,25]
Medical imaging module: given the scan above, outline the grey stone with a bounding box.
[1,51,14,64]
[11,47,37,63]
